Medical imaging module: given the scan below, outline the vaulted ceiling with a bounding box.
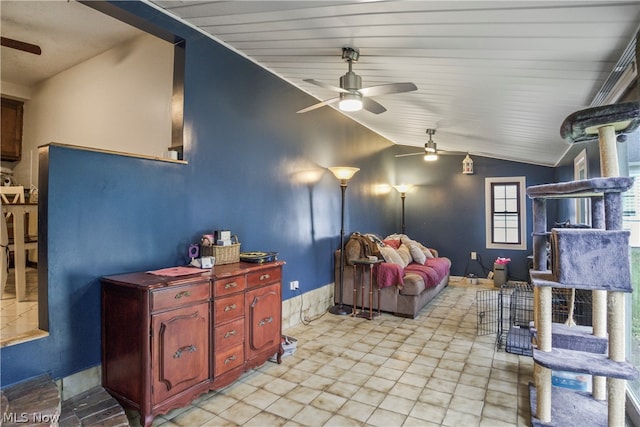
[2,1,639,166]
[149,1,640,166]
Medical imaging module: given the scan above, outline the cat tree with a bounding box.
[527,100,639,426]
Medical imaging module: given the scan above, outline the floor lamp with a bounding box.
[393,184,410,234]
[328,166,359,315]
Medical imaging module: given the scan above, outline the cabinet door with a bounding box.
[246,283,281,361]
[152,302,209,405]
[1,98,23,161]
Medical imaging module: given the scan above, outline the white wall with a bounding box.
[5,33,173,189]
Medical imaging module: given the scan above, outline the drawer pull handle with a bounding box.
[174,291,191,299]
[173,344,196,358]
[224,303,237,312]
[224,355,237,365]
[224,330,237,339]
[258,316,273,327]
[260,274,270,281]
[224,282,238,289]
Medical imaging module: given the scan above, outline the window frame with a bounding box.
[485,176,527,250]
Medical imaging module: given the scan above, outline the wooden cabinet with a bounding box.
[1,98,24,161]
[101,261,284,427]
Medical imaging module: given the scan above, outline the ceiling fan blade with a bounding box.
[303,79,348,93]
[359,82,417,97]
[437,150,468,156]
[394,152,424,158]
[296,97,340,114]
[1,37,41,55]
[362,97,386,114]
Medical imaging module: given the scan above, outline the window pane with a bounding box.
[495,200,506,211]
[506,199,518,212]
[506,229,519,243]
[495,185,506,198]
[505,185,517,198]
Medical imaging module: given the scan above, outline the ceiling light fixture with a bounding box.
[424,129,438,161]
[339,92,363,112]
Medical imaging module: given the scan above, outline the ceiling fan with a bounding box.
[1,37,41,55]
[395,129,468,161]
[297,47,417,114]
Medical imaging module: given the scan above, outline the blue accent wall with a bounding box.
[392,149,555,281]
[1,1,559,386]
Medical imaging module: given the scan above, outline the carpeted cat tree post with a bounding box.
[560,101,637,412]
[526,100,639,426]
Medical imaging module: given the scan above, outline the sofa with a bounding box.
[334,233,451,318]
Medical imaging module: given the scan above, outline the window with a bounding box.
[574,149,590,225]
[485,177,527,250]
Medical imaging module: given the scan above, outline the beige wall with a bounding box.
[3,33,173,189]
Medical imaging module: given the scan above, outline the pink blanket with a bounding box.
[404,263,440,287]
[375,263,405,289]
[374,258,450,289]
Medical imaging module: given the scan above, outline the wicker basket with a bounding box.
[214,243,240,265]
[200,234,240,265]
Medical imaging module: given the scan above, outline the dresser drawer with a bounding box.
[151,281,210,312]
[214,293,245,324]
[247,267,281,288]
[213,275,246,297]
[214,317,244,350]
[214,344,244,376]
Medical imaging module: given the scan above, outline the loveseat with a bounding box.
[334,233,451,318]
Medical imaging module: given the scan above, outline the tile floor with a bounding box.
[126,282,533,427]
[0,266,44,347]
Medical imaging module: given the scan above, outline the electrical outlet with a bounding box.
[471,251,477,260]
[293,280,299,290]
[290,280,299,290]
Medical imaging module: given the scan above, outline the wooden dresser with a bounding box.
[101,261,284,427]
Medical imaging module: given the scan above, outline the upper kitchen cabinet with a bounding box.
[1,98,23,161]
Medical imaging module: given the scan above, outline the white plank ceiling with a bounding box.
[149,0,640,166]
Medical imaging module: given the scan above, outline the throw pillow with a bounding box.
[383,239,401,249]
[418,242,435,259]
[379,246,405,266]
[397,244,413,267]
[409,244,427,265]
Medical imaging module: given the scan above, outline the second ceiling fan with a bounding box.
[395,129,467,161]
[297,47,417,114]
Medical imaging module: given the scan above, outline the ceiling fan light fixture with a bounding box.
[424,153,438,161]
[425,141,437,153]
[339,92,363,112]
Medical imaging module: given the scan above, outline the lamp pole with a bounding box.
[393,185,410,234]
[328,167,359,315]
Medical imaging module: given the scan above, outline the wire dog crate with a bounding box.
[477,283,593,355]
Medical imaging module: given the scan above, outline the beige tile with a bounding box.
[310,391,347,412]
[418,388,452,407]
[350,386,387,406]
[244,411,287,427]
[170,407,216,426]
[290,404,333,426]
[285,385,322,405]
[408,401,447,424]
[449,394,485,416]
[218,402,262,425]
[379,394,416,415]
[243,388,279,410]
[363,376,395,393]
[367,407,408,427]
[337,400,376,423]
[323,414,362,427]
[442,408,481,427]
[265,397,305,419]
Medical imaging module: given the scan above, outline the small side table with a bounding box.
[352,258,384,320]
